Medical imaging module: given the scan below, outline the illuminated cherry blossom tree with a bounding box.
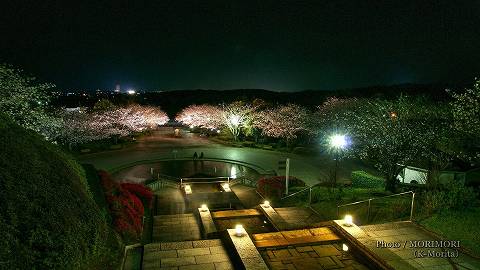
[221,101,255,141]
[255,104,310,146]
[0,63,59,138]
[449,78,480,164]
[57,104,169,146]
[175,104,223,129]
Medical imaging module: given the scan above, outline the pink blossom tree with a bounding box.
[255,104,310,146]
[175,104,223,130]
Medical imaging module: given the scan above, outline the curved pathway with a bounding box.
[78,129,372,186]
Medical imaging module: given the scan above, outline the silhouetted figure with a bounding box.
[193,152,198,159]
[199,152,204,159]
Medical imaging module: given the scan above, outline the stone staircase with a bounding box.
[142,239,234,270]
[152,213,202,242]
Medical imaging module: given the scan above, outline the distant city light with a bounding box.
[127,89,136,95]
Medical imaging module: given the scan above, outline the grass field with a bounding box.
[420,208,480,257]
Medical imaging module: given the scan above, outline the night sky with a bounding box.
[1,1,479,91]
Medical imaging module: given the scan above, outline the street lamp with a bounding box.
[329,134,348,189]
[228,114,241,141]
[329,134,347,149]
[229,115,240,126]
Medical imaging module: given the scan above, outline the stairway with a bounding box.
[152,213,202,242]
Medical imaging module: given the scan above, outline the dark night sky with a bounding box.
[1,1,479,91]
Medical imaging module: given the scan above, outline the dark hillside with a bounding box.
[0,114,121,269]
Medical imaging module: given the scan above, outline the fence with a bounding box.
[336,191,415,225]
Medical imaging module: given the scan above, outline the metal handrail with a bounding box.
[281,186,311,200]
[180,180,230,184]
[336,191,414,208]
[280,183,322,201]
[336,190,416,222]
[181,176,232,181]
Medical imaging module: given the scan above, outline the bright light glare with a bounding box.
[344,214,353,226]
[184,184,192,194]
[229,115,241,126]
[235,224,244,236]
[342,243,349,252]
[263,200,270,208]
[127,89,136,95]
[222,183,231,192]
[330,134,347,149]
[200,204,208,212]
[230,166,237,179]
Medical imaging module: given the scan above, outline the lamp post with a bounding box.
[229,115,241,141]
[329,134,347,189]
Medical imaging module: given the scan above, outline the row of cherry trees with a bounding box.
[175,101,312,144]
[175,80,480,191]
[56,103,169,146]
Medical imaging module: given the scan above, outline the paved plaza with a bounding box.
[359,222,480,269]
[80,130,376,186]
[260,243,369,270]
[152,214,201,242]
[143,240,234,270]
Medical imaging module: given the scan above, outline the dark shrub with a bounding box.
[257,176,305,201]
[0,114,121,269]
[423,184,477,215]
[351,171,385,188]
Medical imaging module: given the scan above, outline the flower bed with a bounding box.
[257,176,305,201]
[99,170,153,242]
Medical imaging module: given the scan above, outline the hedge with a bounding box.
[351,171,385,188]
[0,114,122,269]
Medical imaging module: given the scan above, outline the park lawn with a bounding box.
[281,187,393,222]
[420,207,480,257]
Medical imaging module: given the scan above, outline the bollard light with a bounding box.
[342,243,349,252]
[184,184,192,194]
[344,214,353,227]
[263,200,270,208]
[222,183,231,192]
[235,224,244,237]
[200,204,208,212]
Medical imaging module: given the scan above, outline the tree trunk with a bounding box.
[385,175,397,192]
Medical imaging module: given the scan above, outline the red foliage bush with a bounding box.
[121,182,153,207]
[98,170,150,241]
[257,176,305,200]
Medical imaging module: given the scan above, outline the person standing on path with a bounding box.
[193,152,198,159]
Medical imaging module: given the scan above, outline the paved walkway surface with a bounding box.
[357,221,480,269]
[231,185,263,209]
[152,214,202,242]
[143,239,234,270]
[252,227,340,248]
[274,207,326,229]
[79,130,376,186]
[154,188,188,215]
[211,209,262,219]
[261,206,326,231]
[260,243,369,270]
